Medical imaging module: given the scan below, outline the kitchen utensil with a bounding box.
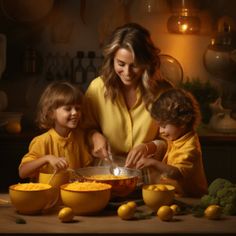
[39,170,69,206]
[9,183,54,215]
[60,181,112,215]
[47,170,57,185]
[106,148,121,176]
[0,198,10,205]
[142,184,175,211]
[0,34,6,79]
[0,90,7,111]
[0,0,54,22]
[73,166,141,197]
[67,168,84,180]
[159,54,183,86]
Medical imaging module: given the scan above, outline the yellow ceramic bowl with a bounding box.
[39,171,70,205]
[142,184,175,211]
[60,182,112,215]
[9,183,55,215]
[39,171,70,188]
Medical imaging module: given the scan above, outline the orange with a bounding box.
[204,205,222,220]
[5,121,21,134]
[157,205,174,221]
[117,204,134,220]
[58,207,74,222]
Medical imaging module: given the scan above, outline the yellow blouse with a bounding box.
[163,131,208,197]
[84,77,160,155]
[19,128,92,174]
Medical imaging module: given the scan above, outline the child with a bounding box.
[136,88,208,197]
[19,81,92,180]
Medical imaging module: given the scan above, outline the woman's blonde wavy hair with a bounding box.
[100,22,172,106]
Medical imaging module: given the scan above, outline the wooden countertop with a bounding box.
[198,126,236,144]
[0,194,236,235]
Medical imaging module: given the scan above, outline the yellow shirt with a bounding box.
[163,131,208,197]
[19,128,92,174]
[84,77,161,155]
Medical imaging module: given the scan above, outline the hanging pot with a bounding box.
[0,0,54,22]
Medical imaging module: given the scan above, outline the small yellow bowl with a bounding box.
[60,181,112,215]
[39,171,70,205]
[142,184,175,211]
[9,183,55,215]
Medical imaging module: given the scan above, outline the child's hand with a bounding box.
[47,156,69,171]
[136,157,158,169]
[125,144,148,168]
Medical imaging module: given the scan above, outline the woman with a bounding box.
[84,23,172,178]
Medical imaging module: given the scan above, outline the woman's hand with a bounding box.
[90,131,109,159]
[125,144,148,168]
[47,156,69,171]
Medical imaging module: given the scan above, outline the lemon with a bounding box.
[147,185,156,191]
[58,207,74,222]
[117,204,134,220]
[5,121,21,134]
[204,205,222,220]
[126,201,137,209]
[156,185,168,191]
[157,205,174,221]
[170,204,180,215]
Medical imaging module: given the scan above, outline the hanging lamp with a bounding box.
[167,0,201,34]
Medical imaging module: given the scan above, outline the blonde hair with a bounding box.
[100,22,172,106]
[36,81,84,129]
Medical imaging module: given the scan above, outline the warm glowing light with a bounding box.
[167,14,201,34]
[180,23,188,32]
[167,0,201,34]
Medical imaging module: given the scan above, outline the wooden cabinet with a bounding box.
[199,129,236,184]
[0,131,36,192]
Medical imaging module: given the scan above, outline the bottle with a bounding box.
[85,51,97,88]
[62,52,72,80]
[44,52,54,81]
[72,51,86,84]
[23,47,38,74]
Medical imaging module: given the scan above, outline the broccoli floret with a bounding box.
[200,195,219,208]
[208,178,233,197]
[196,178,236,216]
[217,187,236,200]
[223,203,236,215]
[217,187,236,215]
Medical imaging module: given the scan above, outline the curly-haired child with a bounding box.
[136,88,208,197]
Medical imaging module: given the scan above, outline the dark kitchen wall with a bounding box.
[0,0,106,125]
[0,0,235,127]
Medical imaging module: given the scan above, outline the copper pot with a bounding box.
[73,166,141,198]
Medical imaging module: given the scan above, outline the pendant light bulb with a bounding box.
[167,0,201,34]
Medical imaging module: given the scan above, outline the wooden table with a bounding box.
[0,194,236,235]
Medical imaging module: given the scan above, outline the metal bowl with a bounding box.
[73,166,142,197]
